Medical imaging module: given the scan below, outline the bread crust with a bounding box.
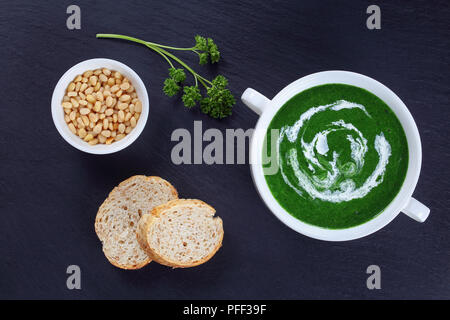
[95,175,178,270]
[136,199,224,268]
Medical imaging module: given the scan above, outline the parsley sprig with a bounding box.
[96,34,235,119]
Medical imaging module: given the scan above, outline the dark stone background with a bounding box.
[0,0,448,299]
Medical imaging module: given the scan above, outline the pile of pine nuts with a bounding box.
[62,68,142,145]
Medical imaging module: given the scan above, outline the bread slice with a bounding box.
[137,199,223,268]
[95,175,178,269]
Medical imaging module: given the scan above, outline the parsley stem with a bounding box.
[96,33,148,46]
[145,41,195,51]
[196,75,213,86]
[145,44,174,68]
[97,33,209,89]
[148,44,210,89]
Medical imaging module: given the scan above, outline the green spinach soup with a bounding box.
[264,84,408,229]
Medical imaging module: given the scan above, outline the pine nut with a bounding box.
[80,108,90,115]
[98,134,106,144]
[68,123,77,134]
[70,98,79,108]
[101,130,111,138]
[115,134,125,141]
[120,82,130,90]
[77,117,85,127]
[86,95,95,103]
[80,83,88,92]
[82,115,89,126]
[78,128,87,139]
[89,76,98,86]
[93,123,102,134]
[135,100,142,113]
[110,85,119,93]
[62,102,72,109]
[69,111,77,121]
[118,103,128,110]
[119,94,130,102]
[118,110,125,122]
[93,101,101,112]
[99,74,108,82]
[130,117,137,128]
[105,108,114,116]
[106,95,113,107]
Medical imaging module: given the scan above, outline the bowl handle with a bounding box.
[402,197,430,222]
[241,88,271,115]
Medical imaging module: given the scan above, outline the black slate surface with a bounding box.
[0,0,449,299]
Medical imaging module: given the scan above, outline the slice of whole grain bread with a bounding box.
[137,199,223,268]
[95,175,178,269]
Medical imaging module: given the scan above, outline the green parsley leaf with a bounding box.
[200,75,235,118]
[194,35,208,51]
[182,86,202,108]
[198,52,209,65]
[168,67,186,83]
[207,38,220,63]
[163,78,180,97]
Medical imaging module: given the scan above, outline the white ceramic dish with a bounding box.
[241,70,430,241]
[51,58,149,154]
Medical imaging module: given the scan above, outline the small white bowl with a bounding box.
[51,58,149,154]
